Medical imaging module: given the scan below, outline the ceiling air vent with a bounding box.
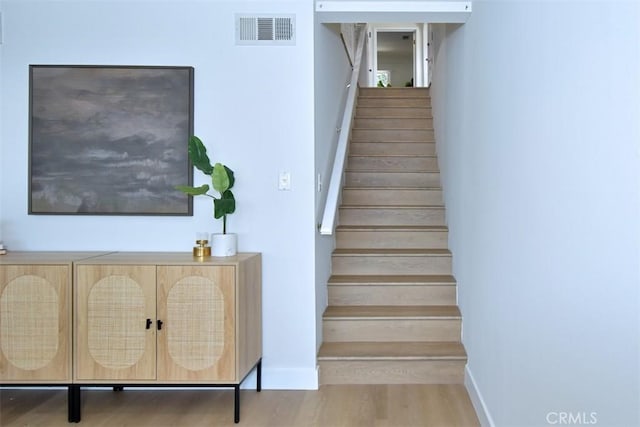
[236,14,296,46]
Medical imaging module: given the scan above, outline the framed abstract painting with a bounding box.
[29,65,194,215]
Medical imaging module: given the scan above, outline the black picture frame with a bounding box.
[29,65,194,216]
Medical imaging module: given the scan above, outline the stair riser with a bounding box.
[339,209,445,226]
[356,107,432,118]
[354,118,433,129]
[350,142,436,156]
[336,230,448,249]
[347,156,439,171]
[328,285,456,306]
[358,98,429,108]
[342,189,443,206]
[345,172,441,188]
[323,319,461,342]
[359,88,430,98]
[352,129,434,142]
[332,255,451,275]
[319,360,465,385]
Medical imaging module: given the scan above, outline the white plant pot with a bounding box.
[210,233,237,257]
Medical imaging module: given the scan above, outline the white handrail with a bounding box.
[319,26,366,235]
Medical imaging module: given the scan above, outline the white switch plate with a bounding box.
[278,171,291,191]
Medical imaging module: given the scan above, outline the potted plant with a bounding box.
[176,136,237,256]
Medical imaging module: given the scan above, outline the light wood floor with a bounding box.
[0,385,479,426]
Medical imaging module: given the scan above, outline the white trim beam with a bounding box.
[316,1,472,23]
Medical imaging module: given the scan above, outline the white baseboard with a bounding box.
[464,366,495,427]
[260,366,319,390]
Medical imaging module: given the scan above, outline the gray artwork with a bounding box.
[29,66,193,215]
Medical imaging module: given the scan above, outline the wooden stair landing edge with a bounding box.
[332,248,451,256]
[328,274,456,285]
[318,342,467,361]
[323,305,461,320]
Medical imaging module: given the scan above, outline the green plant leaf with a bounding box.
[188,136,214,175]
[212,163,230,194]
[175,184,210,196]
[224,166,235,189]
[221,190,236,214]
[213,191,235,219]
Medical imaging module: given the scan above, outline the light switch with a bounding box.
[278,171,291,191]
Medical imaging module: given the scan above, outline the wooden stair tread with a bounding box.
[357,105,432,108]
[333,248,451,256]
[342,186,442,190]
[351,130,434,132]
[346,169,439,174]
[355,115,433,119]
[349,141,435,144]
[345,169,439,173]
[318,341,466,360]
[324,305,461,319]
[328,274,456,285]
[358,92,430,95]
[358,95,431,99]
[355,113,431,116]
[340,205,444,209]
[349,154,437,158]
[356,114,433,118]
[336,225,448,231]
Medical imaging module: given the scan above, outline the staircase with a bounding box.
[318,87,467,384]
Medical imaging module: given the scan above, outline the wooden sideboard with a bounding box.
[0,251,262,423]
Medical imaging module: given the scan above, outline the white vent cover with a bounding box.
[236,14,296,45]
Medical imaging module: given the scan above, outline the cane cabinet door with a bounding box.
[0,265,71,382]
[75,265,156,381]
[156,265,236,382]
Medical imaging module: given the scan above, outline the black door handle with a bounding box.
[157,320,163,330]
[146,318,153,329]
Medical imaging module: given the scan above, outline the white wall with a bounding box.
[0,0,318,389]
[359,27,372,87]
[0,5,4,244]
[431,1,640,426]
[313,22,351,352]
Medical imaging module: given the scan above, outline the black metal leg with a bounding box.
[68,385,81,423]
[234,385,240,423]
[256,358,262,392]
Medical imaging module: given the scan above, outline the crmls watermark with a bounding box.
[546,412,598,425]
